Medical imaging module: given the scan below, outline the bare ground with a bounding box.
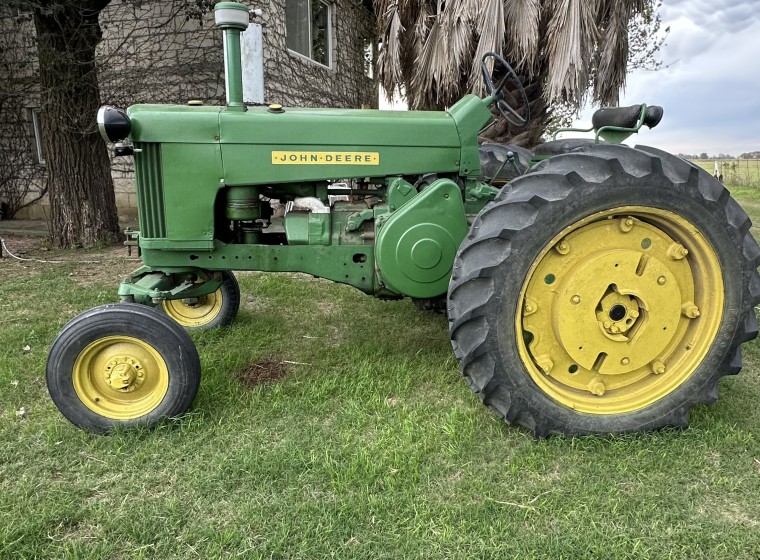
[0,234,138,285]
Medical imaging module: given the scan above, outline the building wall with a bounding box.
[260,0,376,108]
[1,1,376,221]
[0,10,46,220]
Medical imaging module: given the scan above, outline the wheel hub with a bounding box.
[162,290,223,327]
[104,357,145,392]
[517,210,723,414]
[596,292,640,337]
[550,244,682,376]
[72,335,171,420]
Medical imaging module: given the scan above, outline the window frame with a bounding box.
[30,108,45,166]
[285,0,334,69]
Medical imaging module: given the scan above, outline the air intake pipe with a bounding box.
[214,2,249,111]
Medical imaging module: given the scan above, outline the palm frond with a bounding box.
[593,0,648,105]
[410,2,446,108]
[544,0,598,102]
[467,0,506,94]
[441,0,476,95]
[593,0,629,105]
[376,0,655,145]
[504,0,541,73]
[408,1,480,108]
[376,2,406,102]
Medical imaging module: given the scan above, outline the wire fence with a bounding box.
[691,159,760,188]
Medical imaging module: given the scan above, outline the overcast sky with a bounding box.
[578,0,760,156]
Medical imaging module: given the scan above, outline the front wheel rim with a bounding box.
[515,207,723,414]
[161,290,223,327]
[73,336,170,419]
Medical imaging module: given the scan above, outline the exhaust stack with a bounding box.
[214,2,249,111]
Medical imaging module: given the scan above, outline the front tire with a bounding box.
[46,303,201,432]
[160,271,240,331]
[448,144,760,436]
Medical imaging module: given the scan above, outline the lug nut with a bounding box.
[657,276,667,285]
[536,356,554,374]
[652,361,666,375]
[571,295,581,305]
[555,241,569,255]
[591,382,606,396]
[681,303,700,318]
[668,243,689,260]
[621,357,630,366]
[619,218,634,233]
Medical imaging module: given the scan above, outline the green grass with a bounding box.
[3,188,760,558]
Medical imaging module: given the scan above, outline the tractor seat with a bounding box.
[592,104,663,130]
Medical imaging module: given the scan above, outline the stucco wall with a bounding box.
[260,0,377,109]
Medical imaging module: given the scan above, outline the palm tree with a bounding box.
[375,0,662,147]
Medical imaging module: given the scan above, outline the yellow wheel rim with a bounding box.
[73,336,169,420]
[161,290,223,328]
[516,207,723,414]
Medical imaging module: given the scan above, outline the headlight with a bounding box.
[97,106,131,143]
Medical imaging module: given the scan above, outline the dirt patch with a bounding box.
[0,234,48,258]
[0,234,139,285]
[234,357,290,387]
[69,255,137,287]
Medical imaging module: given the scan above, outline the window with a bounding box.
[363,38,374,79]
[286,0,332,67]
[30,108,45,165]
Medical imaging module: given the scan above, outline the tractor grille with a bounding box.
[134,143,166,238]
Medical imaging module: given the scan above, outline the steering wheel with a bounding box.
[480,52,529,127]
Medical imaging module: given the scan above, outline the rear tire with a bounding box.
[448,144,760,436]
[479,143,532,184]
[47,303,201,433]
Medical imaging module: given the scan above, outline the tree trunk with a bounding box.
[33,1,120,248]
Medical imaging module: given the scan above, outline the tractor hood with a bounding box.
[126,95,491,183]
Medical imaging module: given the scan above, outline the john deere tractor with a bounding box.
[46,2,760,436]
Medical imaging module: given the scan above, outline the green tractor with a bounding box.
[46,2,760,436]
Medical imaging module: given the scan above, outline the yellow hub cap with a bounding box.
[161,290,223,327]
[517,207,723,414]
[73,336,169,420]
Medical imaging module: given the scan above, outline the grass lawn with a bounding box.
[2,183,760,558]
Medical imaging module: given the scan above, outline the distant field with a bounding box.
[691,159,760,187]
